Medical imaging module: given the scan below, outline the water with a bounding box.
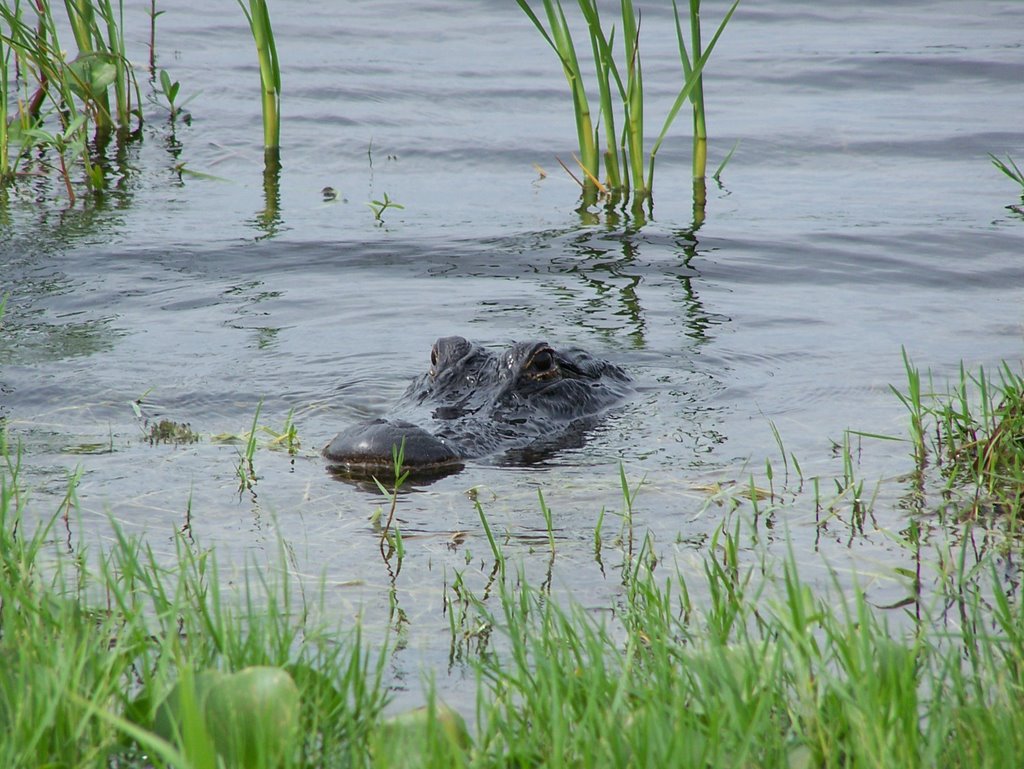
[2,0,1023,709]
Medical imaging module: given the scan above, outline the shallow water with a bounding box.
[2,0,1024,709]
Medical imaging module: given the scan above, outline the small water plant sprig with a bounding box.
[367,192,404,225]
[516,0,739,211]
[375,439,410,568]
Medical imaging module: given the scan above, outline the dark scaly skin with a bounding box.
[323,336,631,478]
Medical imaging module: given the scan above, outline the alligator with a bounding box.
[323,336,632,479]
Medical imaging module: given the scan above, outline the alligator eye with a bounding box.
[529,349,556,375]
[430,346,439,367]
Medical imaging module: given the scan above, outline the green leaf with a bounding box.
[160,70,180,103]
[66,52,118,100]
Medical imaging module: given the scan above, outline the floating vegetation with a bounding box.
[146,419,200,446]
[211,406,300,456]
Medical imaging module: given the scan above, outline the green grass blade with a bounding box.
[989,153,1024,189]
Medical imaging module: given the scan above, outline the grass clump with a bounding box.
[516,0,739,213]
[0,433,387,768]
[146,419,200,446]
[896,356,1024,517]
[460,514,1024,768]
[8,353,1024,766]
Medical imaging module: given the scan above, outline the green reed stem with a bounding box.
[583,2,621,193]
[99,0,131,134]
[238,0,281,159]
[518,0,600,201]
[620,0,644,197]
[63,0,112,136]
[655,0,740,186]
[688,0,707,178]
[0,23,8,181]
[520,0,739,210]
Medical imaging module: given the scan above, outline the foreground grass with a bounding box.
[0,435,387,768]
[4,357,1024,766]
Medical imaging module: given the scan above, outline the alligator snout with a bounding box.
[323,419,463,476]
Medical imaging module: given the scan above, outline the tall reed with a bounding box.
[517,0,739,211]
[237,0,281,162]
[0,16,9,181]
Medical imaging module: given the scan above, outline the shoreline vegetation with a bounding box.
[2,356,1024,768]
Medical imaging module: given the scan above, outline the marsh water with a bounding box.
[2,0,1024,709]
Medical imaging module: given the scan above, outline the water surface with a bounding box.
[2,0,1023,710]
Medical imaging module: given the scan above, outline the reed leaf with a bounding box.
[516,0,600,200]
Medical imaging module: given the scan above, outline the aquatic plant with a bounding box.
[516,0,739,211]
[237,0,281,162]
[147,0,163,73]
[990,153,1024,213]
[0,434,388,767]
[0,21,9,182]
[376,438,411,565]
[62,0,138,139]
[897,356,1024,517]
[158,69,185,122]
[0,0,144,199]
[990,153,1024,191]
[460,502,1024,768]
[146,418,199,446]
[368,191,404,224]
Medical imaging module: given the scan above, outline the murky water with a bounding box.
[2,0,1023,709]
